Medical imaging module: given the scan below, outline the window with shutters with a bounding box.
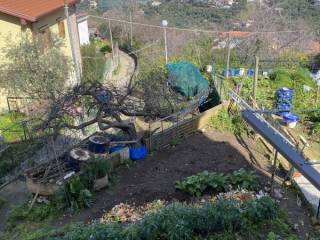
[58,20,66,39]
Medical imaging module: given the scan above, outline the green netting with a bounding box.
[166,61,209,98]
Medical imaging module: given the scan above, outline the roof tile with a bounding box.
[0,0,78,22]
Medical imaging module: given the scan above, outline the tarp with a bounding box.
[166,61,209,98]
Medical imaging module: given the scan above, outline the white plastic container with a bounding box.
[287,121,297,129]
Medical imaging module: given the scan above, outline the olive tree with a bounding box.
[0,34,71,101]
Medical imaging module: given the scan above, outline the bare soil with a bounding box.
[57,129,312,239]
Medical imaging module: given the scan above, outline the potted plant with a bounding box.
[87,157,112,190]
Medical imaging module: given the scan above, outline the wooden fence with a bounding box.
[146,103,225,151]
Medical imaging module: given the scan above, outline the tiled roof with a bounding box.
[0,0,78,22]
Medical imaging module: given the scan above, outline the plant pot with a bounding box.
[94,174,109,191]
[88,135,110,154]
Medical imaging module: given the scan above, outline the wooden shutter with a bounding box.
[58,20,66,39]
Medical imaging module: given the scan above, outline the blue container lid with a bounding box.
[283,113,300,122]
[277,87,293,92]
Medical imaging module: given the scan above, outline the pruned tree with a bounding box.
[39,76,188,144]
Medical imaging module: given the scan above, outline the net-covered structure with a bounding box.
[166,61,209,101]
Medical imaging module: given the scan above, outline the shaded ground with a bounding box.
[56,130,312,239]
[0,178,29,231]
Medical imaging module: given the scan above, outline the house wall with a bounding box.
[0,12,30,63]
[32,8,76,61]
[0,13,25,111]
[0,7,81,112]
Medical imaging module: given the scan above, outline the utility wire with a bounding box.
[89,15,309,35]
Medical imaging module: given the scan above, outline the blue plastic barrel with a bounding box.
[275,87,294,115]
[222,70,227,76]
[129,145,147,160]
[247,69,255,76]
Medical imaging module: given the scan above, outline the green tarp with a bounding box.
[166,61,209,98]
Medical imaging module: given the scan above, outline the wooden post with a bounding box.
[253,56,259,103]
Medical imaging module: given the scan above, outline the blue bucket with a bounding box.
[129,145,147,161]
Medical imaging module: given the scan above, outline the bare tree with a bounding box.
[39,69,189,144]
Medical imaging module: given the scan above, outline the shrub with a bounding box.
[81,42,106,83]
[53,197,282,240]
[100,44,112,54]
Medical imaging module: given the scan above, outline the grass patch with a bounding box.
[209,107,246,135]
[0,112,26,142]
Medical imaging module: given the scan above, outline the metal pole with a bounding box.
[64,1,80,85]
[164,27,168,64]
[253,56,259,103]
[108,20,114,60]
[226,34,231,80]
[129,11,133,47]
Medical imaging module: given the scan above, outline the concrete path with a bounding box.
[105,50,136,90]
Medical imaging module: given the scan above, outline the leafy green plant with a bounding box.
[176,171,228,196]
[6,203,56,231]
[176,169,259,196]
[230,168,259,191]
[87,157,112,179]
[52,176,93,211]
[209,107,246,135]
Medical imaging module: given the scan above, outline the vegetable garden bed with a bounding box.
[1,130,316,240]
